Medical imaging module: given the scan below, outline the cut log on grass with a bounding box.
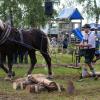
[13,74,64,92]
[28,74,64,92]
[29,74,57,87]
[13,77,34,90]
[26,84,46,93]
[84,72,100,78]
[27,74,53,85]
[13,78,26,90]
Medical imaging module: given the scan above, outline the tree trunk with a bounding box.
[94,0,99,34]
[9,7,13,27]
[95,14,99,34]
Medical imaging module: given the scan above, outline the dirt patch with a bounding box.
[0,93,22,100]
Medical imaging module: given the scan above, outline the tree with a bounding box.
[0,0,51,28]
[0,0,22,27]
[76,0,100,24]
[17,0,48,28]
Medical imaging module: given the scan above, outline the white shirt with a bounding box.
[82,31,96,49]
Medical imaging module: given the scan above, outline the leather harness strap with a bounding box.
[0,25,11,45]
[18,29,24,43]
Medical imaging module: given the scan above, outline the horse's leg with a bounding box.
[41,51,52,78]
[7,54,15,78]
[27,51,37,75]
[24,51,28,64]
[0,53,8,74]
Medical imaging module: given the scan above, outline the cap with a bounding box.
[83,24,91,29]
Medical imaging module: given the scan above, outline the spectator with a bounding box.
[63,36,68,53]
[77,24,98,81]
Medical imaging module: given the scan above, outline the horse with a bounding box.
[0,20,52,79]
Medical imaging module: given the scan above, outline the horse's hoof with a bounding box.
[8,71,15,78]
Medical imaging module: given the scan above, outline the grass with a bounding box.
[0,52,100,100]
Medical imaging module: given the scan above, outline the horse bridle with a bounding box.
[0,25,11,45]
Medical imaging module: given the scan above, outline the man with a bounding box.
[77,24,98,81]
[63,36,68,53]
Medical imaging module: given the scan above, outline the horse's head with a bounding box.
[0,19,5,35]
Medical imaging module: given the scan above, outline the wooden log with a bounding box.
[29,74,53,84]
[28,74,64,92]
[13,77,33,90]
[13,74,65,92]
[29,74,57,87]
[13,78,26,90]
[25,84,46,93]
[83,72,100,78]
[25,85,38,93]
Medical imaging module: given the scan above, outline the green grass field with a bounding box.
[0,53,100,100]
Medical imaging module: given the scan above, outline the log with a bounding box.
[13,78,26,90]
[28,74,53,84]
[28,74,64,92]
[28,74,57,88]
[84,72,100,78]
[25,83,46,93]
[13,74,64,92]
[13,77,34,90]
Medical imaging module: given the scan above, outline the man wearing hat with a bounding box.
[77,24,98,81]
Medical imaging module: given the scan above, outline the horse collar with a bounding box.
[0,25,11,45]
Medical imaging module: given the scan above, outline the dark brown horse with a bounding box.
[0,20,52,79]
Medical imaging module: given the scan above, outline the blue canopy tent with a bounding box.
[56,7,83,20]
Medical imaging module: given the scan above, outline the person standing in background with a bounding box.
[77,24,98,81]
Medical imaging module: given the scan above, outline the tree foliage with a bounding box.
[0,0,50,28]
[76,0,100,24]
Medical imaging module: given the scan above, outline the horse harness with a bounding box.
[0,25,11,45]
[18,29,24,43]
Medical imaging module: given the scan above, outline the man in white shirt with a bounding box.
[77,24,98,81]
